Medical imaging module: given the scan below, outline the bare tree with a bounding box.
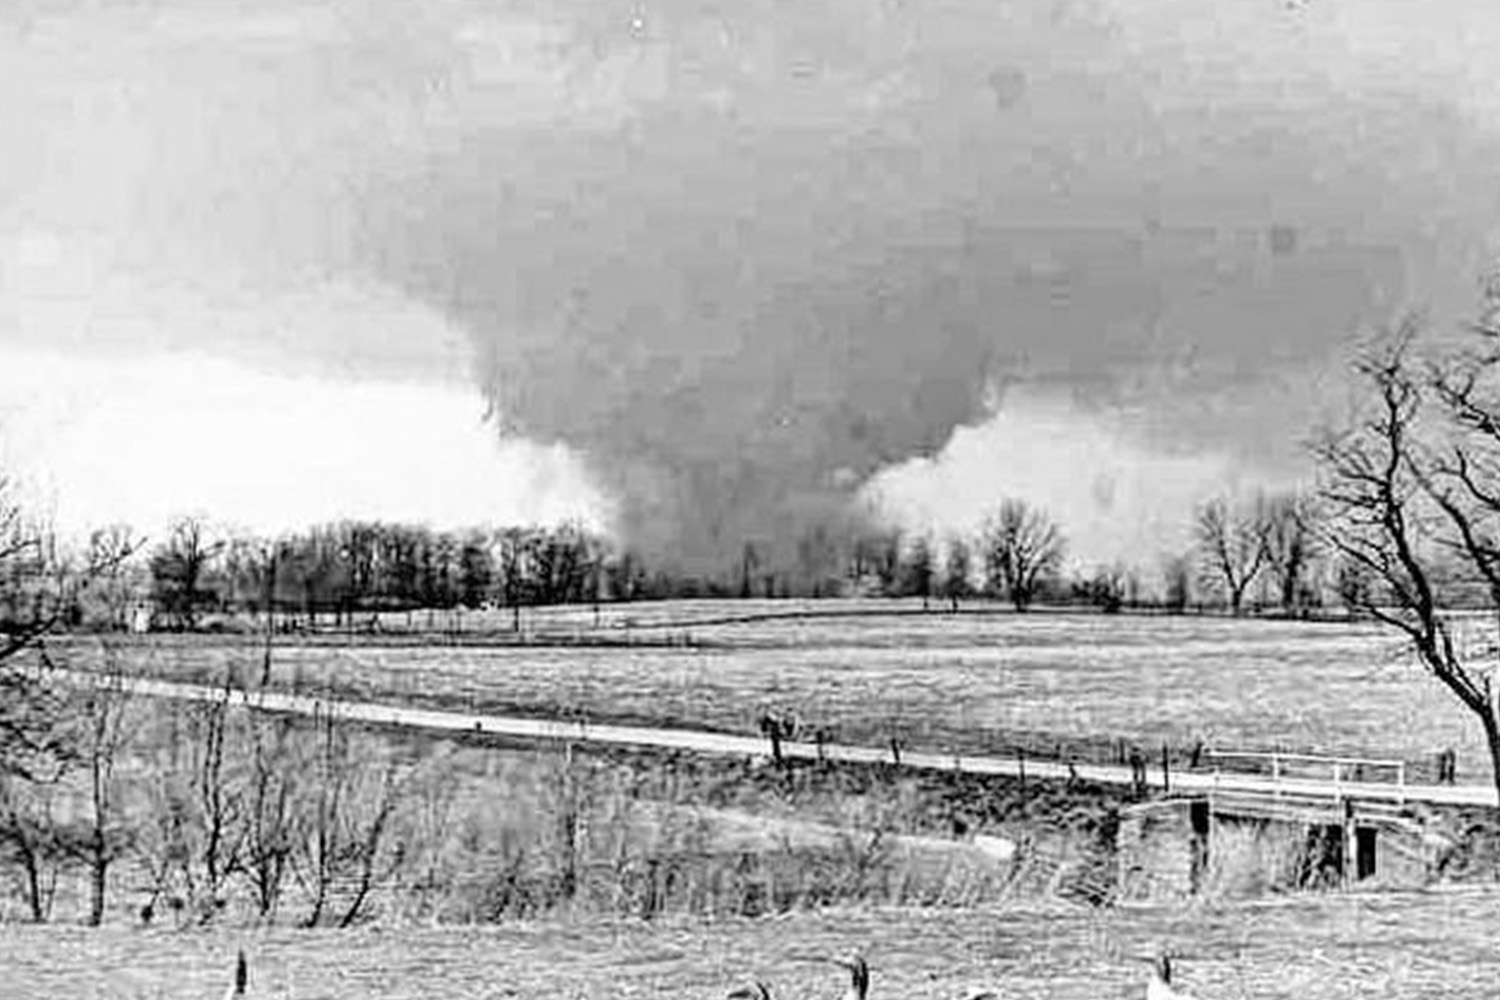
[980,499,1066,611]
[398,745,461,920]
[942,536,972,612]
[188,680,243,918]
[1314,308,1500,803]
[1332,555,1373,619]
[1260,491,1321,615]
[873,528,903,596]
[846,532,874,591]
[39,533,83,630]
[137,682,246,927]
[1160,552,1193,612]
[0,661,74,791]
[334,758,407,928]
[1077,563,1127,614]
[65,655,136,926]
[902,535,935,610]
[0,773,68,922]
[604,548,643,603]
[0,482,139,921]
[243,710,299,922]
[539,742,585,908]
[293,709,409,928]
[458,531,495,610]
[0,488,102,909]
[0,652,75,927]
[497,528,530,632]
[223,535,278,630]
[85,525,146,631]
[149,517,223,630]
[135,712,193,922]
[1,477,61,661]
[1193,496,1269,615]
[296,707,347,928]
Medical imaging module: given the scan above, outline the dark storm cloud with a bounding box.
[8,0,1499,570]
[344,0,1498,571]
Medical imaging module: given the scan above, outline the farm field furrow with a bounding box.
[73,610,1489,784]
[5,889,1500,999]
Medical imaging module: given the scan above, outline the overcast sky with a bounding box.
[2,0,1498,569]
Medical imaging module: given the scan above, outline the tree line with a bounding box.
[0,486,1418,635]
[131,487,1449,624]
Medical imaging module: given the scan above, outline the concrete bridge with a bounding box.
[1117,749,1483,898]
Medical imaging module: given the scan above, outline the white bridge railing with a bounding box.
[1204,749,1408,808]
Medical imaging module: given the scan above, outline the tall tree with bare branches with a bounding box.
[1314,297,1500,804]
[0,478,138,920]
[66,655,136,926]
[902,534,935,609]
[1159,551,1193,612]
[85,525,146,631]
[293,708,409,927]
[942,536,973,611]
[1260,491,1322,614]
[1,477,55,661]
[149,517,223,630]
[0,479,138,780]
[980,499,1066,611]
[0,772,68,922]
[244,711,298,921]
[1193,496,1269,615]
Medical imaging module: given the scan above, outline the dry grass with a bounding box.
[9,690,1100,928]
[10,610,1500,995]
[67,608,1482,781]
[1194,821,1311,901]
[4,887,1500,998]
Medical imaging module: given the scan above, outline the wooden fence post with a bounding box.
[1129,747,1146,799]
[1342,798,1355,890]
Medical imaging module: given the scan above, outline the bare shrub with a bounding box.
[0,660,73,923]
[133,679,244,925]
[291,712,411,928]
[390,740,462,924]
[63,655,137,927]
[243,710,299,922]
[1195,820,1307,901]
[0,773,69,922]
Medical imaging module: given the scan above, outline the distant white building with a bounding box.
[128,601,155,634]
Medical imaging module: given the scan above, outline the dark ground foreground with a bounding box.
[4,887,1500,999]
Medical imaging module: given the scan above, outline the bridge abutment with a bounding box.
[1118,793,1435,902]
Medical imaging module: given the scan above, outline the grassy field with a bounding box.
[78,604,1487,784]
[13,605,1500,997]
[6,888,1500,998]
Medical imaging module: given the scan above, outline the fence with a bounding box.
[1204,748,1408,808]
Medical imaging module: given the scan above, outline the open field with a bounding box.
[6,888,1500,999]
[69,605,1490,784]
[13,605,1500,997]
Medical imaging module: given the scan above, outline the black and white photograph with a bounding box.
[3,0,1500,995]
